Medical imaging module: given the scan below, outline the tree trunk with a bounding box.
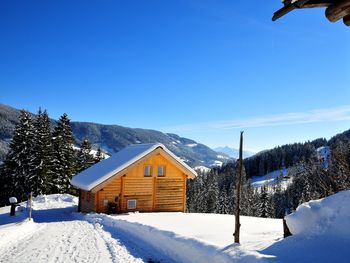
[234,131,244,244]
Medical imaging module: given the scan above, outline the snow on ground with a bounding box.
[211,160,223,167]
[84,212,282,263]
[1,191,350,262]
[194,165,211,173]
[186,143,197,147]
[251,168,292,190]
[0,195,161,263]
[263,190,350,262]
[216,154,229,159]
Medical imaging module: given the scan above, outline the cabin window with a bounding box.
[86,192,91,202]
[81,191,85,200]
[157,165,165,177]
[144,165,152,176]
[127,199,137,209]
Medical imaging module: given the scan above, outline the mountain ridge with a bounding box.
[214,146,255,159]
[0,103,230,167]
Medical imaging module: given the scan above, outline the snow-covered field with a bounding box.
[251,168,292,190]
[0,191,349,262]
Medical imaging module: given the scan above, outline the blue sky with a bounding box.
[1,0,350,152]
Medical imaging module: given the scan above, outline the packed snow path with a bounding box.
[0,195,164,263]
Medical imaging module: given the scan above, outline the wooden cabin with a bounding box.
[71,143,197,213]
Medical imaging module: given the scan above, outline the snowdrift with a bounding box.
[286,190,350,237]
[264,190,350,263]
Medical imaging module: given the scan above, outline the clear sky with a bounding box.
[1,0,350,152]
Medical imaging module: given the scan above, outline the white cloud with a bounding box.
[164,105,350,133]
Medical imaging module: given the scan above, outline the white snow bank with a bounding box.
[286,190,350,237]
[83,212,282,263]
[32,194,78,210]
[263,190,350,262]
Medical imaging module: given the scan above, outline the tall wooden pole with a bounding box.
[29,192,33,221]
[234,131,244,243]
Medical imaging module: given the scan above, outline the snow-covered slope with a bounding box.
[250,168,292,190]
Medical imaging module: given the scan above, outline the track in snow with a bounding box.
[0,206,162,263]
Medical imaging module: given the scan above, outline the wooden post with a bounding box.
[234,131,244,244]
[283,218,292,238]
[78,190,81,212]
[28,192,33,221]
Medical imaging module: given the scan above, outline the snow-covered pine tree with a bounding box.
[228,181,235,214]
[241,179,256,216]
[0,163,11,206]
[31,109,54,195]
[193,173,207,213]
[95,147,104,162]
[76,138,95,173]
[272,181,286,218]
[216,189,229,214]
[205,170,219,213]
[52,113,76,193]
[258,185,272,218]
[2,110,36,201]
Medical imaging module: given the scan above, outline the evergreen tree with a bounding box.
[76,138,95,172]
[272,182,286,218]
[193,174,207,213]
[0,163,11,206]
[217,189,229,214]
[205,171,219,213]
[258,185,272,218]
[241,180,256,216]
[2,110,35,201]
[52,113,76,193]
[95,147,104,162]
[31,109,54,195]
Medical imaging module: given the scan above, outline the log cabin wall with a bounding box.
[79,190,96,213]
[96,177,122,213]
[93,151,187,213]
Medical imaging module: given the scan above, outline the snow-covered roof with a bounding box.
[71,143,197,191]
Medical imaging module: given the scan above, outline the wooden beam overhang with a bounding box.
[272,0,350,26]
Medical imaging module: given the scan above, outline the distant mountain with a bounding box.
[0,103,230,167]
[214,146,255,159]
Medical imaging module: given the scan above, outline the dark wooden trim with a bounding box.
[326,2,350,22]
[344,14,350,26]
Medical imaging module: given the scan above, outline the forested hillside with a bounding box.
[244,138,327,177]
[187,129,350,219]
[0,103,228,167]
